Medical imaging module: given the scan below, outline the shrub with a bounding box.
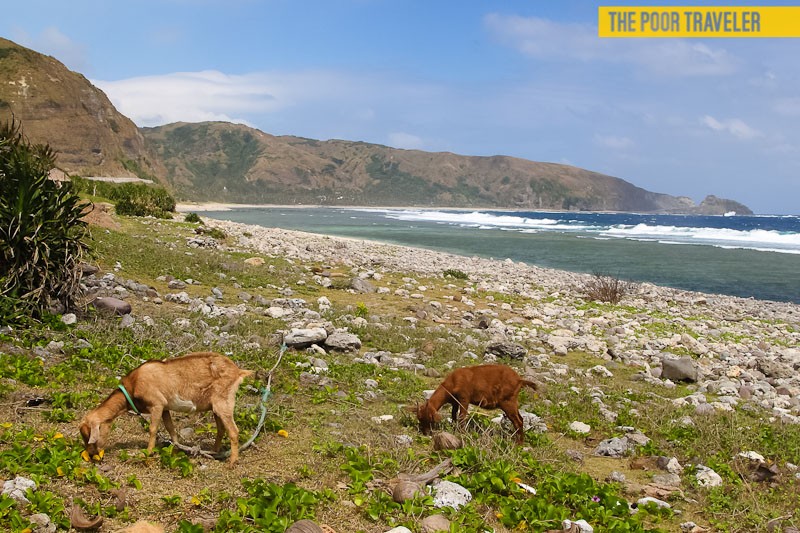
[581,273,632,304]
[443,268,469,280]
[111,183,175,218]
[0,119,90,319]
[184,212,202,224]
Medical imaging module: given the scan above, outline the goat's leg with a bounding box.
[162,411,179,444]
[147,405,164,453]
[212,406,240,465]
[212,413,225,453]
[454,398,469,430]
[500,401,525,443]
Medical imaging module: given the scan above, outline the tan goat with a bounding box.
[79,352,252,465]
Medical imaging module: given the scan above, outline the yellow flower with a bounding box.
[190,496,202,506]
[56,466,64,477]
[495,512,504,519]
[0,422,12,428]
[33,436,43,442]
[53,432,64,440]
[81,450,91,462]
[277,429,288,438]
[511,477,522,483]
[93,450,105,461]
[20,529,32,533]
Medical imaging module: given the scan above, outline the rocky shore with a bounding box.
[199,216,800,426]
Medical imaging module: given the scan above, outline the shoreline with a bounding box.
[195,213,800,320]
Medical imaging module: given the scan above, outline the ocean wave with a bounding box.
[376,209,596,231]
[354,209,800,254]
[601,224,800,252]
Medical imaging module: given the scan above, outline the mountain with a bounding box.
[143,121,751,214]
[0,37,751,214]
[0,37,162,180]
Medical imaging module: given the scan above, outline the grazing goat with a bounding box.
[416,364,538,443]
[79,352,252,465]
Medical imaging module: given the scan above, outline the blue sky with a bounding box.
[3,0,800,214]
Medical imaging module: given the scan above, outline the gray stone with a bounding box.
[485,341,527,360]
[385,528,413,533]
[284,328,328,348]
[92,296,131,316]
[2,476,36,504]
[594,437,631,457]
[351,277,376,293]
[168,279,187,289]
[431,480,472,510]
[758,359,793,379]
[324,331,362,352]
[661,356,697,382]
[651,473,681,486]
[119,314,135,328]
[61,313,77,325]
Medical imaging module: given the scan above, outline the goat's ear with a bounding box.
[87,423,100,445]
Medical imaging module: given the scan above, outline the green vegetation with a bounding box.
[71,177,176,218]
[0,119,90,322]
[0,210,797,531]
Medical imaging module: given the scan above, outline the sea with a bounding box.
[197,207,800,305]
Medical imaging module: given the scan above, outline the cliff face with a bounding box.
[0,38,162,180]
[144,121,745,213]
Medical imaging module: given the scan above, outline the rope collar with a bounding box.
[118,384,140,415]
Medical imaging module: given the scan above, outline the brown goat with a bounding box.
[416,364,538,443]
[79,352,252,465]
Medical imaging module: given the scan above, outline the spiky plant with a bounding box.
[0,119,91,320]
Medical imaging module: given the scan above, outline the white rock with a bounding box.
[61,313,77,325]
[637,496,671,509]
[385,527,413,533]
[563,519,594,532]
[695,465,723,487]
[2,476,36,504]
[737,451,765,463]
[371,415,394,424]
[431,480,472,510]
[569,421,591,434]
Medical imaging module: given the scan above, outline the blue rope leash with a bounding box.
[214,344,287,460]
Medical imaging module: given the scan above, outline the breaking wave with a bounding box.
[361,209,800,254]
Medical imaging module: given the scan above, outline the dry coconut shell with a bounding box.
[393,480,424,503]
[432,431,462,451]
[70,505,103,530]
[285,519,324,533]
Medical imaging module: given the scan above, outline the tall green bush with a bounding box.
[0,119,90,319]
[110,183,175,218]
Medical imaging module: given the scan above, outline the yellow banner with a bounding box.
[599,6,800,37]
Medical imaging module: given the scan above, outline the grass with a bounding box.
[1,214,800,531]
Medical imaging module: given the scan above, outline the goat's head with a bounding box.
[415,400,442,436]
[79,413,111,459]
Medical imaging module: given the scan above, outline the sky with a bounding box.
[3,0,800,214]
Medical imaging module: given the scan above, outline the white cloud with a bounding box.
[594,134,633,150]
[484,14,738,77]
[702,115,762,140]
[93,69,444,135]
[11,26,88,72]
[388,132,424,150]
